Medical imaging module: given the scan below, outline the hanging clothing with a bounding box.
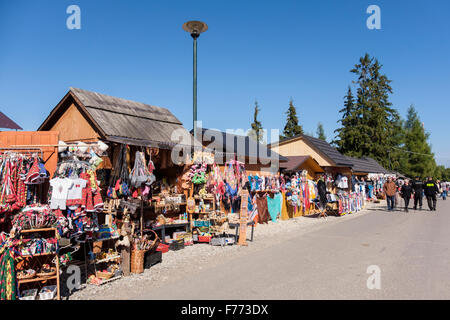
[255,193,270,224]
[266,192,281,222]
[281,192,290,220]
[49,177,74,210]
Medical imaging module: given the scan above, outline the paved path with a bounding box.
[136,199,450,299]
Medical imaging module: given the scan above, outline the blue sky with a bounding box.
[0,0,449,165]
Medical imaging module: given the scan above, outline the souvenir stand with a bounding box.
[182,154,235,245]
[278,167,367,218]
[0,148,63,300]
[280,170,320,218]
[247,172,284,224]
[45,141,123,288]
[326,171,366,216]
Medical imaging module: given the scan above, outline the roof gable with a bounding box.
[0,111,22,130]
[70,87,182,125]
[38,88,201,149]
[302,135,353,167]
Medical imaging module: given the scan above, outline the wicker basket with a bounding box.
[36,268,56,278]
[130,249,146,274]
[146,229,160,253]
[17,270,36,280]
[96,271,114,279]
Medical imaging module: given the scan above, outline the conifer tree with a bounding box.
[282,99,303,140]
[316,122,326,141]
[334,53,404,170]
[333,86,356,152]
[248,100,264,143]
[401,105,436,178]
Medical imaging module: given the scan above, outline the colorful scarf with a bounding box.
[0,248,17,300]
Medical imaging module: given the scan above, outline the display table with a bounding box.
[144,223,190,244]
[228,221,255,242]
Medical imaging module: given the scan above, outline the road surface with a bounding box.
[135,198,450,299]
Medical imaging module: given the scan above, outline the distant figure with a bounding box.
[440,180,447,200]
[412,176,424,210]
[424,177,439,211]
[400,179,412,212]
[383,177,397,211]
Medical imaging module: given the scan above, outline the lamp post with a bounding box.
[182,20,208,141]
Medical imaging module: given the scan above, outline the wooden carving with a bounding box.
[238,189,249,246]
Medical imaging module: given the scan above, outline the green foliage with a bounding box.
[333,86,356,151]
[334,54,405,171]
[248,100,264,143]
[316,122,326,141]
[399,105,436,178]
[282,99,303,139]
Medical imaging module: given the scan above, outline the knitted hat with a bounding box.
[25,158,40,184]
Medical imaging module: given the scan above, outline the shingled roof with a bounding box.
[39,88,202,149]
[279,155,324,172]
[300,135,353,167]
[345,156,388,174]
[0,111,22,130]
[197,128,288,163]
[270,134,353,167]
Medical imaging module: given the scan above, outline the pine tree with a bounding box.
[401,105,436,178]
[316,122,326,141]
[248,100,264,143]
[282,99,303,139]
[334,53,404,170]
[333,86,357,152]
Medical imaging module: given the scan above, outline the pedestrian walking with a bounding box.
[394,177,400,209]
[424,177,439,211]
[440,180,447,200]
[412,176,424,210]
[400,179,413,212]
[383,177,397,211]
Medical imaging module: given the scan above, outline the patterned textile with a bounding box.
[0,248,17,300]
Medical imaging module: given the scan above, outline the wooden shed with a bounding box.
[268,134,353,190]
[38,87,199,148]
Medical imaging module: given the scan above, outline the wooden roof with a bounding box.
[0,111,22,130]
[280,155,324,173]
[268,134,353,167]
[345,156,388,174]
[38,88,203,149]
[197,128,288,163]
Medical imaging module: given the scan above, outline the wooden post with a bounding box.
[238,190,249,246]
[120,208,131,276]
[140,198,144,235]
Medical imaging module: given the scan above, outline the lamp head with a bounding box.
[183,20,208,39]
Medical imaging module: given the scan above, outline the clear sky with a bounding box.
[1,0,449,165]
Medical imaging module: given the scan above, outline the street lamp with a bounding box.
[182,20,208,141]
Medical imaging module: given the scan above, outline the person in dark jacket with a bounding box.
[317,175,328,218]
[412,177,424,210]
[400,179,413,212]
[424,177,439,211]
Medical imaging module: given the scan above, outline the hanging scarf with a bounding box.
[0,248,17,300]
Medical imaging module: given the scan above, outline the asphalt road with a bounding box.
[136,198,450,300]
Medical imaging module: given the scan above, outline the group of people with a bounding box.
[383,177,448,212]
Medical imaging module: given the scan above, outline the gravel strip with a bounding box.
[68,201,385,300]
